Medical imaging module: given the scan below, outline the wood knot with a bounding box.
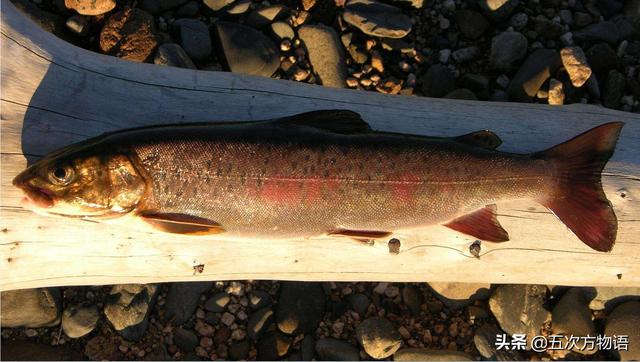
[469,240,481,258]
[388,238,401,254]
[193,264,205,274]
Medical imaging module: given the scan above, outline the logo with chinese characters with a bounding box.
[495,334,629,353]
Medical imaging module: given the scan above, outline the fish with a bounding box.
[12,110,623,252]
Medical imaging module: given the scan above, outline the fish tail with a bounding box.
[534,122,624,252]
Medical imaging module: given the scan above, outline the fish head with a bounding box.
[13,148,146,219]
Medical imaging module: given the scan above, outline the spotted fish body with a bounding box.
[133,124,548,237]
[13,110,623,251]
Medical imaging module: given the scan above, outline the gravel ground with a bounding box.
[2,282,640,360]
[8,0,640,111]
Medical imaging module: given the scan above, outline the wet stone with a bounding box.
[65,15,89,36]
[257,331,292,360]
[154,43,196,69]
[1,288,62,328]
[479,0,519,21]
[99,8,159,62]
[315,338,361,360]
[349,44,369,64]
[356,317,402,359]
[173,327,199,352]
[584,287,640,310]
[301,335,316,360]
[605,301,640,360]
[343,0,412,39]
[247,5,287,28]
[226,0,251,14]
[548,78,565,105]
[573,21,620,44]
[445,88,478,100]
[172,19,212,62]
[270,21,295,40]
[203,0,236,11]
[175,1,200,18]
[276,282,326,335]
[402,285,423,315]
[215,21,280,77]
[298,25,348,88]
[247,307,274,340]
[560,46,592,87]
[349,293,371,316]
[586,43,618,76]
[104,284,158,341]
[489,284,551,343]
[428,282,491,309]
[165,282,212,325]
[507,48,561,101]
[455,10,489,39]
[603,70,626,108]
[205,292,231,312]
[229,340,251,360]
[452,46,480,63]
[249,290,272,310]
[65,0,115,16]
[552,288,597,355]
[62,304,100,338]
[420,64,455,97]
[490,31,528,72]
[474,325,524,360]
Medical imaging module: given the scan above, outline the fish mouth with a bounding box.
[13,174,55,209]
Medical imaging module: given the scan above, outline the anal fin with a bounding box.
[329,228,392,238]
[443,205,509,242]
[328,228,392,243]
[139,212,225,235]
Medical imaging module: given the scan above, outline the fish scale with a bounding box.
[130,128,552,238]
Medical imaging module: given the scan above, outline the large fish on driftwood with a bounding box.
[13,110,623,251]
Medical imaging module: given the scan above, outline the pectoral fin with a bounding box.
[453,130,502,150]
[443,205,509,242]
[139,212,225,235]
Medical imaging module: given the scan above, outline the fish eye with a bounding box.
[48,165,75,185]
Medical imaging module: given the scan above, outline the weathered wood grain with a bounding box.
[1,0,639,290]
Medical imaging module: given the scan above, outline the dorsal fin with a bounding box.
[275,110,372,134]
[453,130,502,150]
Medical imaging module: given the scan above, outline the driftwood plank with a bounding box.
[1,0,639,291]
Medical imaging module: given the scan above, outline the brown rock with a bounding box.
[1,288,61,328]
[428,282,490,308]
[65,0,115,16]
[346,77,359,87]
[548,78,565,105]
[371,50,384,73]
[560,47,592,87]
[100,8,159,62]
[298,25,347,88]
[302,0,317,10]
[376,77,403,94]
[605,301,640,360]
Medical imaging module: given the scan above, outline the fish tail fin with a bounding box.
[534,122,624,252]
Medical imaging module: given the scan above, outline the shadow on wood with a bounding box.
[1,0,639,290]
